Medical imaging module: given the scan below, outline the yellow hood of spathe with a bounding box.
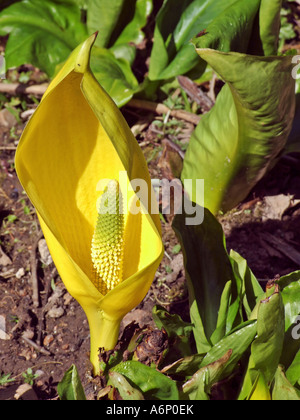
[15,33,163,321]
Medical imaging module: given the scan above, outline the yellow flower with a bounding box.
[15,33,164,374]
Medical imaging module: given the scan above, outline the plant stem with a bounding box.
[86,309,121,375]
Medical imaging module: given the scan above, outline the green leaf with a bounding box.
[148,0,240,81]
[87,0,125,48]
[230,250,264,319]
[272,366,300,401]
[87,0,152,49]
[172,206,242,354]
[108,371,145,400]
[276,271,300,369]
[286,349,300,387]
[182,350,232,400]
[90,47,139,107]
[152,305,194,361]
[161,353,205,378]
[250,287,285,383]
[277,271,300,332]
[0,0,88,76]
[257,0,282,56]
[57,365,86,401]
[285,94,300,154]
[152,305,193,339]
[200,320,257,381]
[182,49,296,214]
[111,360,179,400]
[209,280,232,345]
[192,0,260,54]
[113,0,152,47]
[239,287,285,399]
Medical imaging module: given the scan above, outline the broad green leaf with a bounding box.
[200,320,257,382]
[172,206,242,354]
[148,0,240,81]
[182,49,295,215]
[87,0,125,48]
[182,350,232,400]
[111,360,179,400]
[90,47,139,107]
[113,0,152,47]
[230,250,264,319]
[0,0,88,76]
[272,366,300,401]
[57,365,86,401]
[87,0,152,49]
[192,0,260,54]
[108,371,145,400]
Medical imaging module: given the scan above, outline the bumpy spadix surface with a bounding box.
[91,180,124,295]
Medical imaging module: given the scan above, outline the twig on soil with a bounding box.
[0,146,17,150]
[177,75,214,112]
[22,334,51,356]
[30,230,44,308]
[127,98,201,125]
[0,82,48,97]
[263,232,300,266]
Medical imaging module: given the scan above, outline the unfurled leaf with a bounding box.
[57,365,86,401]
[111,360,179,400]
[182,49,295,214]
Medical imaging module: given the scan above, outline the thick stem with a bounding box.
[86,308,121,375]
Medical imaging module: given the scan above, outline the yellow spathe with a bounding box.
[15,33,164,374]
